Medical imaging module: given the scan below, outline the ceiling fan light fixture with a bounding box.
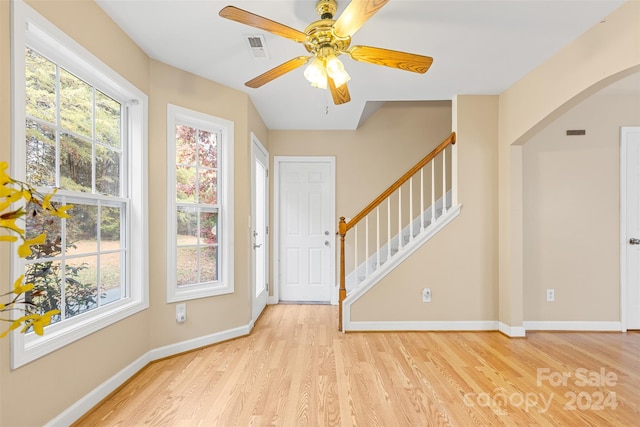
[325,54,350,87]
[304,57,328,89]
[220,0,432,105]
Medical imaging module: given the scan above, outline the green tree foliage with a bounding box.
[24,202,97,322]
[20,47,124,322]
[25,47,122,196]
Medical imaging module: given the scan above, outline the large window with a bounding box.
[167,105,234,302]
[11,1,148,368]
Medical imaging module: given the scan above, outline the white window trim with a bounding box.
[10,0,149,369]
[166,104,234,303]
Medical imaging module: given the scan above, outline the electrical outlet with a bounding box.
[422,288,432,303]
[546,289,555,302]
[176,303,186,323]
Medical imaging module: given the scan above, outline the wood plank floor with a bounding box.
[75,305,640,426]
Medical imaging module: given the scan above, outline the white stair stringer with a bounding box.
[345,191,452,291]
[341,203,462,332]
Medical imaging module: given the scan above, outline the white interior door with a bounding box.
[623,127,640,330]
[251,135,269,322]
[277,158,335,303]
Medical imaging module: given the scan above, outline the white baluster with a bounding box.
[398,188,403,250]
[409,177,414,242]
[365,215,369,277]
[376,206,380,271]
[420,167,424,232]
[387,197,391,260]
[451,141,458,207]
[442,148,447,214]
[431,161,436,224]
[354,223,358,286]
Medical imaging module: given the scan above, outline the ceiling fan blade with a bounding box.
[219,6,307,43]
[333,0,390,38]
[328,77,351,105]
[245,56,310,88]
[348,45,433,74]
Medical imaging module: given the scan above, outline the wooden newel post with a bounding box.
[338,216,347,332]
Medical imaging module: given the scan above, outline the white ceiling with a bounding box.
[96,0,627,130]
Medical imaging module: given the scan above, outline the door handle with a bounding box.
[253,243,262,249]
[324,241,330,246]
[630,238,640,245]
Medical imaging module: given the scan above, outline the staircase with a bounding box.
[338,132,460,331]
[344,190,456,292]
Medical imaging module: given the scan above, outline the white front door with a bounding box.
[623,127,640,330]
[251,135,269,322]
[277,157,335,303]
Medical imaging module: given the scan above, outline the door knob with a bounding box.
[253,243,262,249]
[630,238,640,245]
[324,241,330,246]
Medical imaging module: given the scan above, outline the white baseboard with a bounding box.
[345,320,622,334]
[148,323,252,361]
[47,316,623,425]
[46,323,253,427]
[523,321,622,332]
[267,296,278,305]
[346,320,499,332]
[498,322,527,337]
[45,351,150,427]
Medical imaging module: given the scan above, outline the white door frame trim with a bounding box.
[251,133,269,319]
[273,156,337,305]
[620,126,640,332]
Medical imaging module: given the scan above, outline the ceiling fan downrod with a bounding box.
[316,0,337,20]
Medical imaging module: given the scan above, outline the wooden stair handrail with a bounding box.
[344,132,456,232]
[337,131,456,331]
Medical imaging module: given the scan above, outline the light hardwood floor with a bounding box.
[75,304,640,426]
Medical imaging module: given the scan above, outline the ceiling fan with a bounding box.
[219,0,433,105]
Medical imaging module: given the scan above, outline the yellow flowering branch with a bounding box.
[1,160,73,338]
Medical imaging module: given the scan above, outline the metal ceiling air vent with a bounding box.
[245,35,270,59]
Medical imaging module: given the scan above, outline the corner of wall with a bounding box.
[497,0,639,331]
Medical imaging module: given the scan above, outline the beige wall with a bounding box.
[1,1,264,425]
[268,101,452,297]
[249,99,269,150]
[147,60,258,348]
[1,0,10,421]
[498,2,640,147]
[269,101,452,221]
[523,91,640,321]
[497,0,640,328]
[1,0,639,424]
[351,96,499,321]
[1,1,151,425]
[25,0,150,93]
